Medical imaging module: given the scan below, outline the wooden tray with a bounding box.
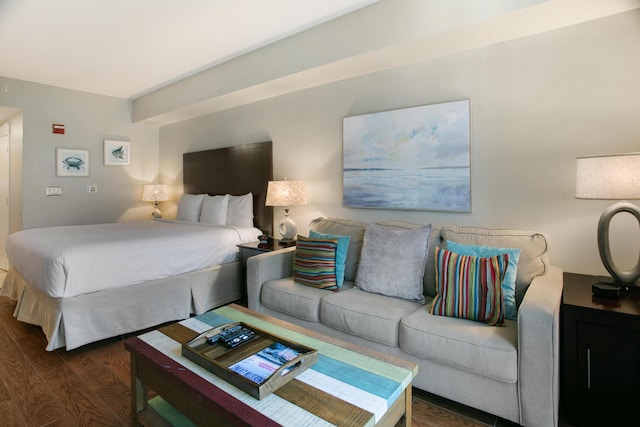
[181,322,318,399]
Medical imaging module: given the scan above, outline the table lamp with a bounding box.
[265,178,307,243]
[576,153,640,287]
[142,184,169,219]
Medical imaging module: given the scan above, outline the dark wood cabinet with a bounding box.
[562,273,640,426]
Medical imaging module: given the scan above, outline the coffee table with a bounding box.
[125,304,417,426]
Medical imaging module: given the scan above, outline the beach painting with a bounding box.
[343,100,471,212]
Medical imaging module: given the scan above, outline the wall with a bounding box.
[134,0,545,124]
[160,10,640,277]
[0,77,160,228]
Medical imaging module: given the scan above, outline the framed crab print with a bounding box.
[103,139,131,166]
[56,148,89,177]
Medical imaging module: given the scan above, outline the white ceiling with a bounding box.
[0,0,378,99]
[1,0,637,110]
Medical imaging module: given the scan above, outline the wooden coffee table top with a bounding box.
[126,304,417,426]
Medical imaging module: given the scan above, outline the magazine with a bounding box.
[229,342,300,384]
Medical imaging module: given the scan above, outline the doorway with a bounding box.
[0,122,9,270]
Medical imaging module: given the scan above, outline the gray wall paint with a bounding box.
[160,10,640,277]
[0,77,160,228]
[133,0,547,125]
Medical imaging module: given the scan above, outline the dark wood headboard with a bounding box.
[183,141,273,236]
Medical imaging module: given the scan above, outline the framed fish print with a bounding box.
[103,140,131,166]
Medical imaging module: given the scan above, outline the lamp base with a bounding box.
[592,282,622,298]
[592,276,640,299]
[151,208,163,219]
[278,238,297,247]
[278,216,297,240]
[597,201,640,285]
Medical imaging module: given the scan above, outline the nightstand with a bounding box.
[236,240,295,304]
[562,272,640,426]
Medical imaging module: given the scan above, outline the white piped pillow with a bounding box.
[200,194,229,225]
[176,194,206,222]
[227,193,253,227]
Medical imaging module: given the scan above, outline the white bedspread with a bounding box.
[6,220,261,298]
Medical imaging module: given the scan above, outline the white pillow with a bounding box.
[227,192,253,227]
[176,194,206,222]
[200,194,229,225]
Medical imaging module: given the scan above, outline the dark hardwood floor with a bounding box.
[0,290,130,426]
[0,270,514,426]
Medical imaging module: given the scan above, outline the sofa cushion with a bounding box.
[375,221,442,297]
[441,225,549,305]
[400,306,518,383]
[431,247,507,326]
[444,240,521,320]
[308,217,441,293]
[309,217,366,282]
[321,288,422,347]
[356,223,431,303]
[261,278,354,322]
[293,235,339,289]
[309,230,351,288]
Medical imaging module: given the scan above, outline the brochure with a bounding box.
[229,343,300,384]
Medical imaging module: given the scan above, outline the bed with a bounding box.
[0,141,273,351]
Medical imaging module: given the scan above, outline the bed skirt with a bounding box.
[0,263,241,351]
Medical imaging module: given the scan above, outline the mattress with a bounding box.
[6,219,261,298]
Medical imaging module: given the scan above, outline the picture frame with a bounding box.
[103,139,131,166]
[56,148,89,177]
[343,99,471,212]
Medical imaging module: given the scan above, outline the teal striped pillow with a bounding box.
[431,247,508,326]
[444,240,520,321]
[293,235,339,289]
[309,230,350,288]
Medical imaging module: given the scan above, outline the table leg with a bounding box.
[404,386,412,427]
[130,355,148,427]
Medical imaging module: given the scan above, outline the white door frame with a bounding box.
[0,122,10,270]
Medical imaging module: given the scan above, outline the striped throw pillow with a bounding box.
[293,235,339,289]
[430,246,508,326]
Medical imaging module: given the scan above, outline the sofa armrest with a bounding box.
[517,265,563,427]
[246,247,296,312]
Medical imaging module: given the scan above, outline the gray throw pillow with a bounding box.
[355,223,431,303]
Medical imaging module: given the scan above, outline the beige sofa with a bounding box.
[247,217,562,426]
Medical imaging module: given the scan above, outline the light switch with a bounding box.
[46,186,62,196]
[88,185,98,193]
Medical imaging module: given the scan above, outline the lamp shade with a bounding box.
[266,180,306,241]
[576,153,640,200]
[265,180,307,207]
[141,185,169,202]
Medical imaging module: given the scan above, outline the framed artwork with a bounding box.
[56,148,89,177]
[104,140,131,166]
[343,99,471,212]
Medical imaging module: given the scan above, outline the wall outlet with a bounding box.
[88,185,98,193]
[45,186,62,196]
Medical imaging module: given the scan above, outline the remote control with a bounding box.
[207,325,255,348]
